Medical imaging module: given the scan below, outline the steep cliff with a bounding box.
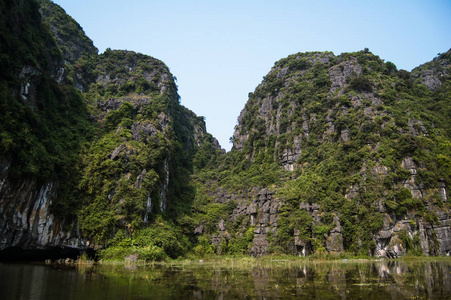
[0,0,92,254]
[38,0,98,65]
[0,0,220,259]
[195,49,451,258]
[71,49,221,247]
[1,0,449,260]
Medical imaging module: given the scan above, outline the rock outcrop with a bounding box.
[1,0,450,260]
[222,49,451,257]
[39,0,99,65]
[412,49,450,91]
[0,0,221,257]
[0,158,87,252]
[0,0,88,257]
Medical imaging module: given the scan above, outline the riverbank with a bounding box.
[95,253,451,269]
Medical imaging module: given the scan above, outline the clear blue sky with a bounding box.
[52,0,451,151]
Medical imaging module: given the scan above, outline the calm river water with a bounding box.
[0,259,450,299]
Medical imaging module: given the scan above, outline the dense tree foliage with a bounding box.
[1,0,449,260]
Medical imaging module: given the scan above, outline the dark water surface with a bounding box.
[1,259,450,299]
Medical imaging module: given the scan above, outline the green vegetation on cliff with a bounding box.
[192,50,451,257]
[0,0,221,259]
[64,48,221,247]
[38,0,98,64]
[0,0,450,261]
[0,0,93,196]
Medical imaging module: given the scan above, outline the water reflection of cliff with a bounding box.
[1,260,450,299]
[182,260,451,299]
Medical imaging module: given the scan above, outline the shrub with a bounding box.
[134,219,190,259]
[193,236,216,257]
[227,227,255,255]
[349,76,373,92]
[99,244,167,261]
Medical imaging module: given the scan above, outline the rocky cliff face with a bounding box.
[0,159,86,251]
[0,0,220,257]
[72,49,221,244]
[412,50,451,92]
[1,0,449,260]
[0,0,91,256]
[205,182,449,258]
[38,0,98,65]
[201,50,451,258]
[0,0,64,106]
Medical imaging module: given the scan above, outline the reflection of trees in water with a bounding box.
[72,260,451,299]
[420,261,451,298]
[251,266,278,298]
[368,260,451,300]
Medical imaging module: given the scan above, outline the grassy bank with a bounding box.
[94,253,451,269]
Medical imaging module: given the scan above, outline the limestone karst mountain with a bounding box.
[0,0,449,260]
[197,49,451,257]
[0,0,220,259]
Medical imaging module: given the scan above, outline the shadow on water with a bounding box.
[0,259,450,299]
[0,246,97,262]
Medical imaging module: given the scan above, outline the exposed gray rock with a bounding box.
[412,49,450,91]
[19,65,42,108]
[326,232,344,253]
[341,128,350,142]
[160,157,170,212]
[131,122,157,141]
[251,225,269,257]
[218,219,226,231]
[210,235,222,254]
[211,187,281,256]
[438,179,447,202]
[0,158,87,251]
[134,169,147,189]
[407,118,429,136]
[280,136,302,171]
[276,67,289,78]
[328,58,362,95]
[110,144,127,160]
[294,230,309,256]
[325,215,344,253]
[194,224,204,235]
[299,202,321,222]
[401,157,423,199]
[417,70,443,91]
[434,225,451,256]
